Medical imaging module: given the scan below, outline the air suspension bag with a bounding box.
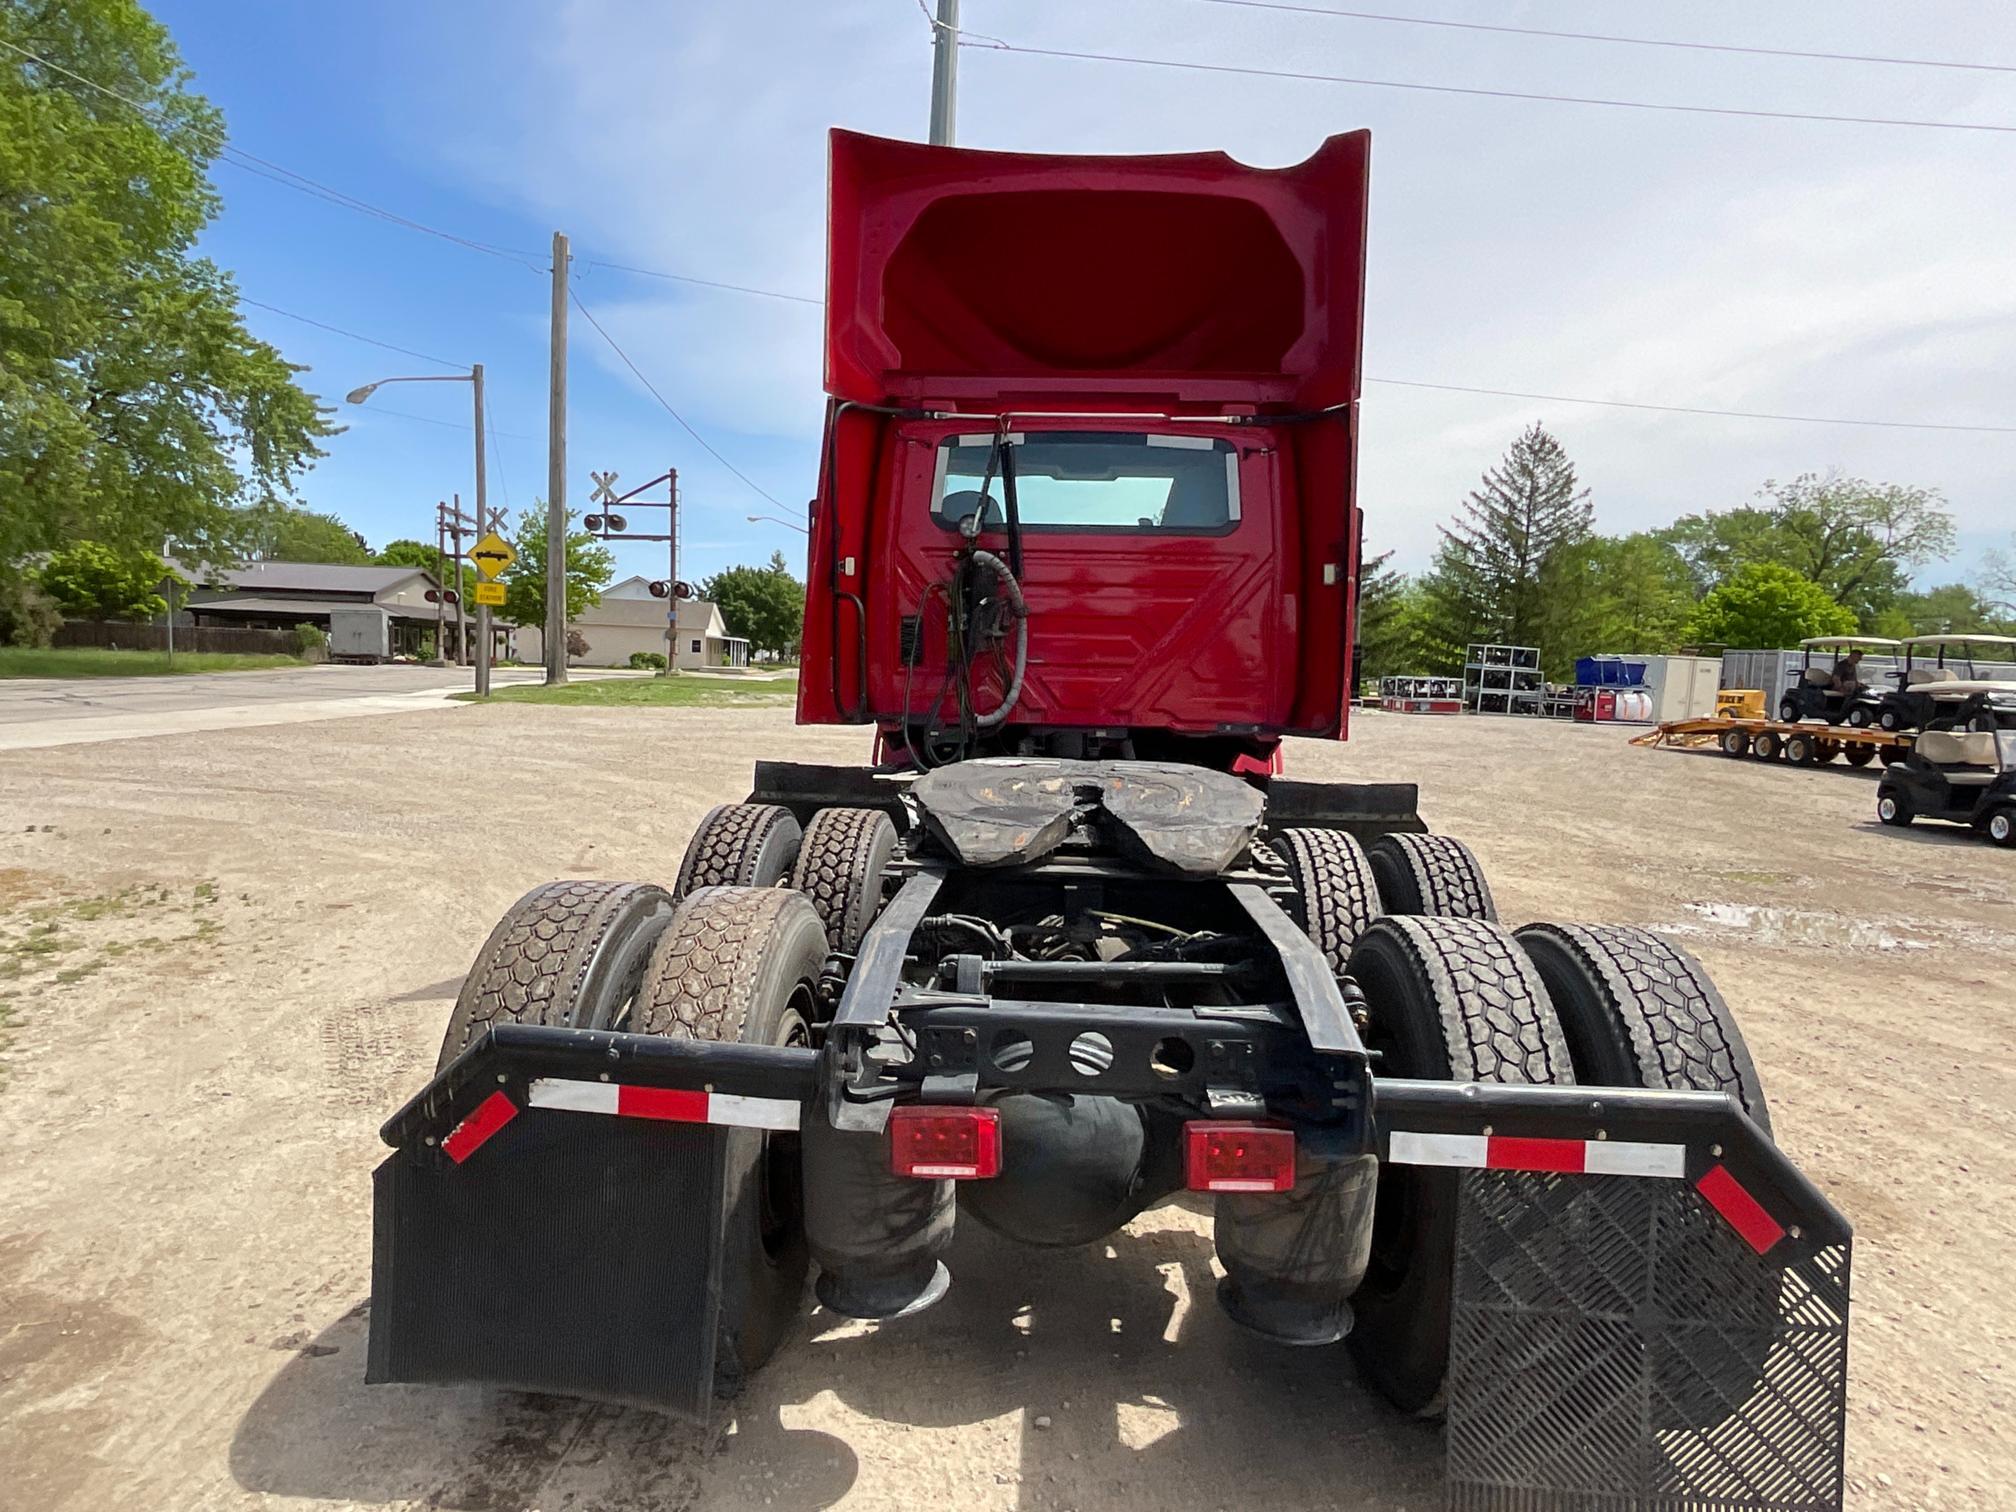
[958,1093,1148,1248]
[1214,1149,1377,1345]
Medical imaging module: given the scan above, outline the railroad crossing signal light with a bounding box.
[584,513,628,534]
[424,588,460,605]
[648,580,697,600]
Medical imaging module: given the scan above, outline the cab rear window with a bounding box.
[932,432,1240,535]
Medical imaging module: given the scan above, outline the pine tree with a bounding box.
[1353,549,1413,682]
[1420,423,1594,672]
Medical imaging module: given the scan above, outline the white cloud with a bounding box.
[394,0,2016,579]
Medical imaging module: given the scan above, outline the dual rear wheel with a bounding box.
[1283,828,1771,1415]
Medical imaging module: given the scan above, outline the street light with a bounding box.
[746,513,809,534]
[346,367,495,695]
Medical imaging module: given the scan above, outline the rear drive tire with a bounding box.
[1719,728,1750,757]
[1513,923,1770,1136]
[1877,785,1913,827]
[789,807,897,954]
[1514,922,1779,1427]
[1344,916,1574,1415]
[435,880,675,1072]
[1985,807,2016,848]
[1366,833,1497,922]
[675,803,803,900]
[1845,704,1872,730]
[1274,827,1383,974]
[633,886,827,1394]
[1878,706,1902,733]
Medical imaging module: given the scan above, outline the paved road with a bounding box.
[0,664,570,752]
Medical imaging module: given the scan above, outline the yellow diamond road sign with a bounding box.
[472,581,506,607]
[470,531,517,580]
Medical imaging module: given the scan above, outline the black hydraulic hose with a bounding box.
[967,549,1028,731]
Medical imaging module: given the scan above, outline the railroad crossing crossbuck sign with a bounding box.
[470,531,517,581]
[589,471,620,504]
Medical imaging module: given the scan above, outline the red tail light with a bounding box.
[889,1105,1002,1180]
[1185,1121,1296,1193]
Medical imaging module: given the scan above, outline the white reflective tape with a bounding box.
[707,1093,801,1132]
[1583,1141,1687,1179]
[527,1078,620,1114]
[1389,1131,1489,1169]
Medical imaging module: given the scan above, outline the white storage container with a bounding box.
[1640,655,1721,723]
[330,606,391,662]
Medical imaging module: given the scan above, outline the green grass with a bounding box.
[455,675,799,708]
[0,648,310,679]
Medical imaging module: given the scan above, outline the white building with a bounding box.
[514,579,750,668]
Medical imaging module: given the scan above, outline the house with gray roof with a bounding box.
[179,561,457,658]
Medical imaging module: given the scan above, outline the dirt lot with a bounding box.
[1,705,2010,1511]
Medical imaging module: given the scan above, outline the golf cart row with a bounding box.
[1780,634,2016,732]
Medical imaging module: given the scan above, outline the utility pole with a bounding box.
[471,361,492,696]
[667,466,679,674]
[928,0,959,145]
[451,492,469,664]
[546,230,571,684]
[433,506,448,663]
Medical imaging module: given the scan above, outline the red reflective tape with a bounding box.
[442,1090,518,1164]
[1485,1135,1587,1174]
[614,1085,710,1123]
[1696,1163,1785,1255]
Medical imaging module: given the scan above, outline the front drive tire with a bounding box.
[1877,785,1913,827]
[436,880,675,1072]
[633,886,827,1394]
[1777,694,1801,724]
[789,806,897,954]
[1274,827,1383,974]
[1344,916,1574,1415]
[675,803,803,900]
[1366,833,1497,922]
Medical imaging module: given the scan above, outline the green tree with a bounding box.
[1664,474,1955,625]
[1889,582,2001,637]
[1,0,332,595]
[239,504,369,564]
[1419,423,1595,675]
[1681,562,1857,649]
[0,577,62,648]
[1578,533,1697,655]
[501,506,615,628]
[37,540,184,620]
[1353,549,1417,681]
[702,551,805,659]
[376,537,472,604]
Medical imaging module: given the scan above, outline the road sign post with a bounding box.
[585,467,681,677]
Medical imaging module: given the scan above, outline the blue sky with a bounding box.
[155,0,2016,588]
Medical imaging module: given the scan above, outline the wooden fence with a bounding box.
[53,621,304,655]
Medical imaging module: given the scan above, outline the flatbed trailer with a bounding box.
[1634,715,1914,767]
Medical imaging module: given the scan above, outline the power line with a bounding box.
[1186,0,2016,75]
[1369,378,2016,435]
[567,288,788,509]
[577,259,822,306]
[239,298,467,370]
[966,38,2016,135]
[349,404,533,440]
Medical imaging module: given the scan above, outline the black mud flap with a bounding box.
[1376,1080,1851,1512]
[366,1024,818,1418]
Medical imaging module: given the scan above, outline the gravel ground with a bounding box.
[0,705,2010,1511]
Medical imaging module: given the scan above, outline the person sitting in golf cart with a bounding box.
[1779,635,1900,725]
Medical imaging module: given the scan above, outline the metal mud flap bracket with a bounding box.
[1379,1080,1851,1512]
[367,1023,817,1418]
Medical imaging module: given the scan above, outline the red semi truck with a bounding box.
[368,129,1850,1509]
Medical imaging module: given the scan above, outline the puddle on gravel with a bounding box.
[1659,901,2016,954]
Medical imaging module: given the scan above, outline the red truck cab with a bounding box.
[799,128,1371,767]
